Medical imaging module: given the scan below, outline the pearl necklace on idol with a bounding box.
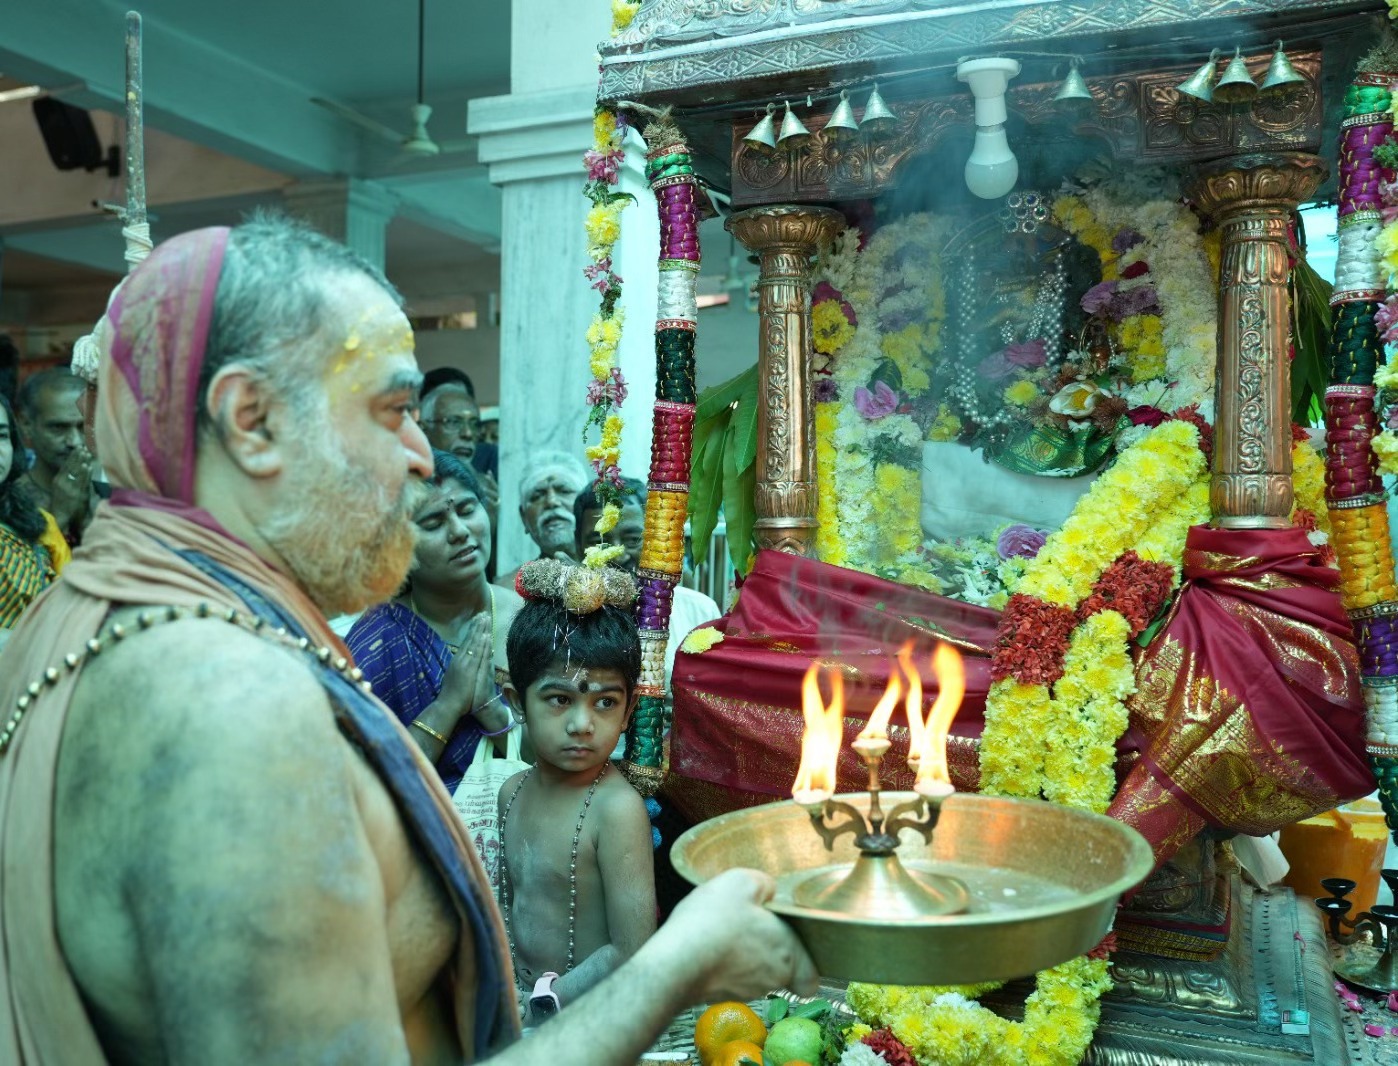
[499,760,609,975]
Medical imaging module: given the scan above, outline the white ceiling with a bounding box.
[0,0,514,323]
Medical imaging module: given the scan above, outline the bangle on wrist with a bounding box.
[479,718,516,738]
[411,718,449,744]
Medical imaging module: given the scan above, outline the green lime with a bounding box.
[763,1016,823,1066]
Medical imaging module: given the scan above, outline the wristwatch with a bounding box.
[529,971,562,1020]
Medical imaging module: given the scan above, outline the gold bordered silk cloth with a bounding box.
[1105,525,1371,867]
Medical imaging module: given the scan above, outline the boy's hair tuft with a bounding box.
[506,600,642,699]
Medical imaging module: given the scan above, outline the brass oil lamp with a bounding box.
[672,642,1154,986]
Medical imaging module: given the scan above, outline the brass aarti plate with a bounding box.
[672,791,1153,986]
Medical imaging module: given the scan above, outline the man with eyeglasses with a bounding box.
[419,382,499,520]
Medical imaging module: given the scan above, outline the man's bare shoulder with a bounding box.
[65,616,344,796]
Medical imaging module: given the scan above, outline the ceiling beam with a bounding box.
[0,0,359,177]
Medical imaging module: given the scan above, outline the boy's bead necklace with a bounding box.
[499,761,608,974]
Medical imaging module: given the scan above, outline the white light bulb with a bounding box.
[956,56,1022,201]
[964,126,1019,199]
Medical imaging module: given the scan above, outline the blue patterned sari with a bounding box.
[347,602,486,793]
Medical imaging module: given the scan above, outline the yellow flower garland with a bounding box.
[849,422,1205,1066]
[813,299,857,356]
[848,955,1113,1066]
[819,214,951,587]
[815,402,846,566]
[1290,438,1330,537]
[580,1,637,570]
[1014,421,1205,607]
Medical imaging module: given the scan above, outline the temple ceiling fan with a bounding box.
[311,0,469,160]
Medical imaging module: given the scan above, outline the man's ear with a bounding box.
[205,365,285,478]
[622,689,640,729]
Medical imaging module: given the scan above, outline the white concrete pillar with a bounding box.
[282,178,398,273]
[469,84,659,575]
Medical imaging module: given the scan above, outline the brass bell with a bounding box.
[776,100,811,147]
[826,90,860,140]
[1212,47,1258,105]
[1260,41,1305,94]
[1176,49,1221,103]
[743,103,777,152]
[1053,60,1094,108]
[861,83,897,133]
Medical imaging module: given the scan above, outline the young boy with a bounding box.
[499,561,657,1021]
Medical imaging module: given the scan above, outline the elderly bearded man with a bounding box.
[0,218,816,1065]
[497,452,589,589]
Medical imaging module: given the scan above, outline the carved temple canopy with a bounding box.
[603,0,1383,550]
[600,1,1380,205]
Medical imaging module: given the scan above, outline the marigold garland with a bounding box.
[581,2,640,566]
[814,401,846,566]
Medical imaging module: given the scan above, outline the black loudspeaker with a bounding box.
[31,98,118,175]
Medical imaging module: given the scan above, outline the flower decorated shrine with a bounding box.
[594,1,1398,1063]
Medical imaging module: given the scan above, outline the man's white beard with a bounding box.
[535,506,576,557]
[260,419,420,617]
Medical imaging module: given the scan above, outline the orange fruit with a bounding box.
[713,1040,766,1066]
[694,1002,767,1066]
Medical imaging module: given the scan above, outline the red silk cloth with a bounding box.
[669,532,1371,869]
[669,550,999,814]
[1105,525,1372,864]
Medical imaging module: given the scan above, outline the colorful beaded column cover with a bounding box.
[1326,58,1398,842]
[620,114,701,797]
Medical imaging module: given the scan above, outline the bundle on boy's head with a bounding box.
[507,559,642,696]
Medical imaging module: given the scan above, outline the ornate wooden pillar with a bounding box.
[1187,152,1326,528]
[726,205,844,555]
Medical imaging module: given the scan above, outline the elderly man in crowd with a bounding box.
[420,380,499,528]
[0,216,814,1065]
[506,451,589,579]
[16,368,100,543]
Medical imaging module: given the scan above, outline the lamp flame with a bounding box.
[792,663,845,806]
[855,660,904,743]
[913,643,964,798]
[898,642,926,768]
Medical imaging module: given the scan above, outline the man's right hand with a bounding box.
[657,869,819,1003]
[478,469,501,512]
[50,446,95,528]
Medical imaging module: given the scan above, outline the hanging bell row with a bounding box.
[1176,41,1305,105]
[743,84,898,153]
